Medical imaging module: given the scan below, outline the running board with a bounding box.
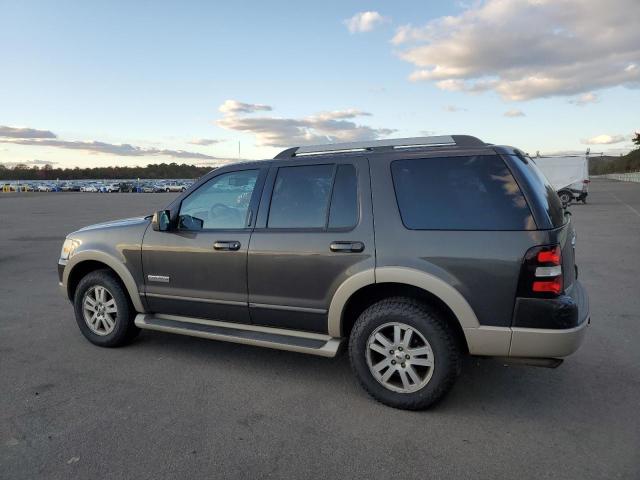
[134,314,343,358]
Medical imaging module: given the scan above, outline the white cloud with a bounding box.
[581,134,627,145]
[344,11,388,33]
[219,99,272,116]
[187,138,222,146]
[392,0,640,100]
[568,92,599,106]
[216,102,395,147]
[0,126,220,160]
[0,126,56,139]
[443,105,466,112]
[504,109,525,117]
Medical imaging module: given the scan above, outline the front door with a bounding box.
[142,168,264,322]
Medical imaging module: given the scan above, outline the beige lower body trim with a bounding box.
[465,319,590,358]
[509,319,589,358]
[464,326,512,357]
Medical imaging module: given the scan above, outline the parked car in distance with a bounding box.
[164,182,188,192]
[533,155,590,205]
[58,135,589,410]
[118,182,136,193]
[81,184,100,192]
[101,183,121,193]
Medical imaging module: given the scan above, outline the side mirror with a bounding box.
[151,210,171,231]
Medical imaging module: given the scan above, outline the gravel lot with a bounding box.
[1,180,639,479]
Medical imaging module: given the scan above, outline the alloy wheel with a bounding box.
[82,285,118,336]
[366,322,435,393]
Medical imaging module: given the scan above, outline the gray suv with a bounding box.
[58,135,589,409]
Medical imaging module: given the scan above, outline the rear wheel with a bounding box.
[349,297,461,410]
[73,270,139,347]
[558,190,572,205]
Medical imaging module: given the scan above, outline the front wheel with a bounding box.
[349,297,461,410]
[73,270,139,347]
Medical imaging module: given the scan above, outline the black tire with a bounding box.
[349,297,461,410]
[73,269,139,347]
[558,190,572,205]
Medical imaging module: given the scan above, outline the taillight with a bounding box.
[537,246,561,264]
[583,179,590,184]
[517,245,564,298]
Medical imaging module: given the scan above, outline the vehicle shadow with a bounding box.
[131,330,584,417]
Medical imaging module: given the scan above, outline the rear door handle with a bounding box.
[330,241,364,253]
[213,240,241,251]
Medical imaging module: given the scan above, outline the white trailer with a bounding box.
[532,155,590,204]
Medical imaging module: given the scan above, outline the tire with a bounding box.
[73,269,139,347]
[349,297,462,410]
[558,190,572,205]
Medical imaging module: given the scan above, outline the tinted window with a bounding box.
[391,155,534,230]
[525,156,566,228]
[328,164,358,229]
[179,169,258,230]
[268,165,334,228]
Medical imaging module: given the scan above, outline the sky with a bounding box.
[1,0,639,169]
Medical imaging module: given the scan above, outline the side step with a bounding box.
[134,313,343,358]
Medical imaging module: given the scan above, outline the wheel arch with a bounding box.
[64,251,146,312]
[328,267,482,352]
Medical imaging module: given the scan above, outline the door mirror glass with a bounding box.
[152,210,171,231]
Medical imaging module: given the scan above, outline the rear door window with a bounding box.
[267,163,359,230]
[328,164,358,229]
[268,165,334,229]
[391,155,534,230]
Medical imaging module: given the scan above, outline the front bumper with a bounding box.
[510,280,590,358]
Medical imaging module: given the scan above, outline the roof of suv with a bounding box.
[274,135,489,159]
[210,135,521,174]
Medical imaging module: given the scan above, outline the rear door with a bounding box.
[247,157,375,333]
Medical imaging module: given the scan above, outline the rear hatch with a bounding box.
[506,152,577,292]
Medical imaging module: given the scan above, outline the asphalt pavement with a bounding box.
[1,180,639,479]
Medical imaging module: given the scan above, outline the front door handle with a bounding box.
[213,240,241,251]
[330,241,364,253]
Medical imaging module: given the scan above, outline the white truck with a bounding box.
[532,155,590,205]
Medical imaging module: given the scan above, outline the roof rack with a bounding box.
[274,135,485,159]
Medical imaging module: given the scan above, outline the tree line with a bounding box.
[0,162,216,181]
[589,133,640,175]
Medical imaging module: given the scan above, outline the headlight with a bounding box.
[60,238,80,260]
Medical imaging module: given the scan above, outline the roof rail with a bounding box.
[274,135,485,159]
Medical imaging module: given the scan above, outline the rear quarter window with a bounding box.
[391,155,535,231]
[524,157,566,228]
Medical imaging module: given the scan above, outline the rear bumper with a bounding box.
[465,280,590,359]
[510,280,590,358]
[510,318,589,358]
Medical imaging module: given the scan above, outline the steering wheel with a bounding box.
[209,203,234,220]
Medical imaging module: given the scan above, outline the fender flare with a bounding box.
[63,250,146,312]
[327,266,480,337]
